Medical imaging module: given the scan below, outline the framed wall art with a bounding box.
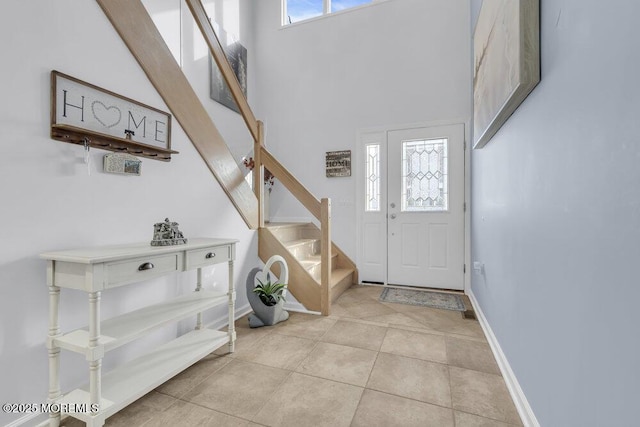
[473,0,540,148]
[209,22,247,113]
[326,150,351,177]
[51,70,177,161]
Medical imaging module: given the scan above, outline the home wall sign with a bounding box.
[326,150,351,177]
[51,70,178,161]
[473,0,540,148]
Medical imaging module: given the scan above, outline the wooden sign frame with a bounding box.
[50,70,178,161]
[326,150,351,177]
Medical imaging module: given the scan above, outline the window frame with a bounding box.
[400,138,450,213]
[282,0,377,26]
[365,143,381,212]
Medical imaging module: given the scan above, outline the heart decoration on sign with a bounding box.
[91,101,122,128]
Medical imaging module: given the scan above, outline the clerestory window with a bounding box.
[283,0,373,25]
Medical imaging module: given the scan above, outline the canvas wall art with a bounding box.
[473,0,540,148]
[209,23,247,113]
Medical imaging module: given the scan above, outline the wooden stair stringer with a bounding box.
[96,0,258,229]
[330,268,354,303]
[263,222,358,312]
[258,227,321,312]
[332,242,358,287]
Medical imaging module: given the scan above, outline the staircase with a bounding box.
[97,0,358,316]
[259,223,356,313]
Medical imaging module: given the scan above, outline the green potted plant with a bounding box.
[247,255,289,328]
[253,274,286,306]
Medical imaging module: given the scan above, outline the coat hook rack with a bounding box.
[50,70,179,162]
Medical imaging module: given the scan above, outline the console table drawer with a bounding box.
[186,245,231,269]
[106,253,180,288]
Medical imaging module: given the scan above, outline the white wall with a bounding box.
[470,1,640,425]
[253,0,471,258]
[0,1,257,425]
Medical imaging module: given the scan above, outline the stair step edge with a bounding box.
[265,222,313,230]
[300,253,338,262]
[300,259,321,268]
[284,238,319,249]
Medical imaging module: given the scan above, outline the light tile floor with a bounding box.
[63,285,522,427]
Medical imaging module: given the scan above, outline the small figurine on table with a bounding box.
[150,218,188,246]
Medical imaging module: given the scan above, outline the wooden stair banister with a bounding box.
[260,148,322,220]
[320,199,331,315]
[98,0,354,316]
[184,0,259,142]
[184,0,346,315]
[254,123,266,228]
[260,147,332,315]
[96,0,258,230]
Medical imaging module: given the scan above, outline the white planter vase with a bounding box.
[247,255,289,328]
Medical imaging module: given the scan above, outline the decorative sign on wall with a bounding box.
[104,153,142,176]
[51,71,178,161]
[473,0,540,148]
[326,150,351,177]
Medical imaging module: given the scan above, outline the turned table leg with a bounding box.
[195,268,203,330]
[48,284,61,427]
[88,292,103,426]
[227,260,235,353]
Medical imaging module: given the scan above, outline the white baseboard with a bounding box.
[6,413,40,427]
[467,289,540,427]
[23,306,252,427]
[207,303,252,330]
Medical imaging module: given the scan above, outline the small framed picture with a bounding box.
[104,153,142,176]
[326,150,351,177]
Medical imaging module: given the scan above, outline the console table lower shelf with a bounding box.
[40,238,238,427]
[59,328,227,424]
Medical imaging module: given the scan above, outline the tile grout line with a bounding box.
[170,398,259,425]
[249,364,296,424]
[454,409,524,427]
[290,340,320,372]
[362,387,464,417]
[154,354,233,401]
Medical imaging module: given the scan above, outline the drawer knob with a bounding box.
[138,262,155,271]
[205,252,216,259]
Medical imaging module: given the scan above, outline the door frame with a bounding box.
[355,119,471,293]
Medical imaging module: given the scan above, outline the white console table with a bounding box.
[40,238,237,427]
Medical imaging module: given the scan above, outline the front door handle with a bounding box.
[390,213,397,219]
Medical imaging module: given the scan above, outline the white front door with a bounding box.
[387,124,464,289]
[358,124,465,290]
